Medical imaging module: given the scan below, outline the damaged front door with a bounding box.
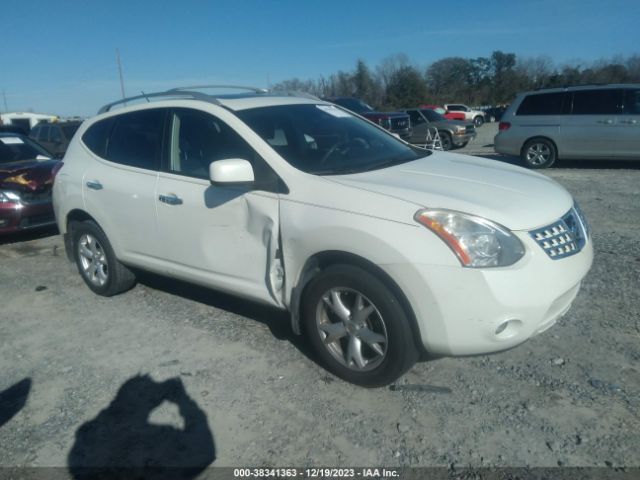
[154,108,283,306]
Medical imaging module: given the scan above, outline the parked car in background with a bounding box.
[420,105,466,122]
[0,112,59,134]
[0,132,60,234]
[482,105,508,122]
[53,86,593,387]
[324,97,412,140]
[444,104,487,127]
[404,108,476,150]
[495,84,640,168]
[30,120,81,157]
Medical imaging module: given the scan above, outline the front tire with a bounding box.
[301,265,418,387]
[439,131,453,151]
[71,220,136,296]
[474,116,484,127]
[521,138,557,169]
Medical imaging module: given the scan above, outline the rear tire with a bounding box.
[301,265,418,387]
[71,220,136,296]
[521,138,557,169]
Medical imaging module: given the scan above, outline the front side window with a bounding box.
[571,89,622,115]
[447,105,465,112]
[168,108,255,179]
[105,109,165,170]
[420,109,445,122]
[623,89,640,114]
[516,92,567,115]
[236,104,425,175]
[407,110,424,125]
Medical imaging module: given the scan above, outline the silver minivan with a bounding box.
[494,84,640,168]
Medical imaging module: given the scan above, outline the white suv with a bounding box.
[53,86,593,386]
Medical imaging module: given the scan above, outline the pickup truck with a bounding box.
[325,97,412,140]
[404,108,476,150]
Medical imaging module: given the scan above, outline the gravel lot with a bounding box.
[1,123,639,476]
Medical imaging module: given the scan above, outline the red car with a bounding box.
[0,132,61,234]
[419,105,466,122]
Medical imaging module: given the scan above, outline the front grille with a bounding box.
[391,117,410,130]
[20,190,52,204]
[529,208,587,260]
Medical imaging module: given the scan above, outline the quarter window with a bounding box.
[105,109,165,170]
[571,89,622,115]
[50,127,62,143]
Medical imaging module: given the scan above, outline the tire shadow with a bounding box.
[68,375,215,480]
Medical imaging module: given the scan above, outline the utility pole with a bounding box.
[116,48,126,99]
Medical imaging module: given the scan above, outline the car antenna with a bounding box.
[140,91,150,103]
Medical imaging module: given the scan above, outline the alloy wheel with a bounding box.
[526,142,552,166]
[315,288,388,372]
[78,233,109,287]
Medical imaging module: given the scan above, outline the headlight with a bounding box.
[414,209,525,268]
[573,202,591,238]
[0,190,21,203]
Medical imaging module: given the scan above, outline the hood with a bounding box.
[324,153,573,231]
[0,159,59,192]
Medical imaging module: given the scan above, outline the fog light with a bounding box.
[494,319,523,339]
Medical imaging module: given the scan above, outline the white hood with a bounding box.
[324,152,574,231]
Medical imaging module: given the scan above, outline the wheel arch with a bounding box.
[288,250,425,354]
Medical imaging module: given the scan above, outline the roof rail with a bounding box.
[168,85,269,94]
[98,89,224,114]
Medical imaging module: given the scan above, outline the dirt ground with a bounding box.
[1,123,639,477]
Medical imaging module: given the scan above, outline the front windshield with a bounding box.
[0,136,51,163]
[236,104,427,175]
[421,109,445,122]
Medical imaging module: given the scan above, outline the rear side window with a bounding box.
[50,127,62,143]
[571,89,622,115]
[516,92,567,115]
[105,109,165,170]
[39,125,51,141]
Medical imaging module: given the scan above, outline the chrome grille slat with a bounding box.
[529,208,587,260]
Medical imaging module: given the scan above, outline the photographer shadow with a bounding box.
[68,375,215,480]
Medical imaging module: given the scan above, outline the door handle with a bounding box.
[86,180,103,190]
[158,194,183,205]
[596,119,614,124]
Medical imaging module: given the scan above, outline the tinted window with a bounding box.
[50,127,62,143]
[421,109,445,122]
[623,89,640,114]
[330,98,374,113]
[407,110,424,125]
[62,124,80,139]
[39,125,51,141]
[168,109,255,179]
[82,117,115,158]
[516,92,567,115]
[571,89,622,115]
[105,109,165,170]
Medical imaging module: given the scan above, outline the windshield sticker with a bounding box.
[0,137,25,145]
[316,105,352,118]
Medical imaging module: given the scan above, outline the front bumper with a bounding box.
[0,201,56,234]
[383,233,594,356]
[452,131,477,146]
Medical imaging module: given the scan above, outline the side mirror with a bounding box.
[209,159,255,185]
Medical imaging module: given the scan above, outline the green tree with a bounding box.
[386,66,428,108]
